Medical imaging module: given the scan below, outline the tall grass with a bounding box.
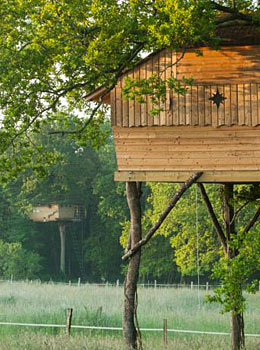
[0,281,259,349]
[1,332,260,350]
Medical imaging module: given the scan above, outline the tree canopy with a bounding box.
[0,0,259,182]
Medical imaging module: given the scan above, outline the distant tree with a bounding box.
[0,240,41,280]
[86,142,129,282]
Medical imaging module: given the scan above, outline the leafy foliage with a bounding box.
[123,75,193,116]
[0,240,41,279]
[206,224,260,313]
[1,0,259,182]
[143,183,221,277]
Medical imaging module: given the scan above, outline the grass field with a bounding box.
[0,281,259,349]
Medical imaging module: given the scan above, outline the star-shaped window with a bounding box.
[209,89,226,109]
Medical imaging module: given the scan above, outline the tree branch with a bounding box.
[216,14,241,24]
[244,206,260,235]
[230,200,250,225]
[122,172,203,261]
[160,48,186,76]
[7,42,145,143]
[9,94,63,146]
[197,183,227,253]
[49,43,145,136]
[211,1,259,25]
[48,92,107,136]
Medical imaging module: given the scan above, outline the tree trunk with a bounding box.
[223,184,245,350]
[123,182,142,350]
[59,223,66,275]
[230,312,245,350]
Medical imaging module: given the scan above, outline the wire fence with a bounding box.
[0,277,226,291]
[1,279,260,339]
[3,278,260,292]
[0,321,260,338]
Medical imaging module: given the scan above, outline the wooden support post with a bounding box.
[163,319,168,346]
[58,223,66,276]
[66,308,73,335]
[197,183,227,253]
[123,182,142,350]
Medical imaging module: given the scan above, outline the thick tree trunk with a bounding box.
[223,184,245,350]
[58,223,66,275]
[230,312,245,350]
[123,182,142,350]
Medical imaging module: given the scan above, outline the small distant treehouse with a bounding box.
[87,25,260,183]
[30,204,85,275]
[29,204,83,223]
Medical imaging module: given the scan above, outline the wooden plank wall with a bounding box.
[176,46,260,84]
[112,46,260,128]
[113,126,260,172]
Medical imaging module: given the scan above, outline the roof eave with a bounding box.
[85,86,111,104]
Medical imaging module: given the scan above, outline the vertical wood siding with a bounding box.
[111,46,260,128]
[113,82,260,128]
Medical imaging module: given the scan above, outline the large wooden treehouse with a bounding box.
[29,204,85,276]
[88,24,260,183]
[88,23,260,350]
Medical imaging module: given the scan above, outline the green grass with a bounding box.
[1,332,260,350]
[0,281,259,349]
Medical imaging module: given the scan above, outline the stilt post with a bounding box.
[123,182,142,350]
[58,223,66,275]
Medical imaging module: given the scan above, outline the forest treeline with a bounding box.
[0,121,259,284]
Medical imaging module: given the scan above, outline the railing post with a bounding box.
[66,308,73,335]
[163,319,168,346]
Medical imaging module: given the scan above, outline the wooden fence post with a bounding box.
[163,319,168,346]
[66,308,73,335]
